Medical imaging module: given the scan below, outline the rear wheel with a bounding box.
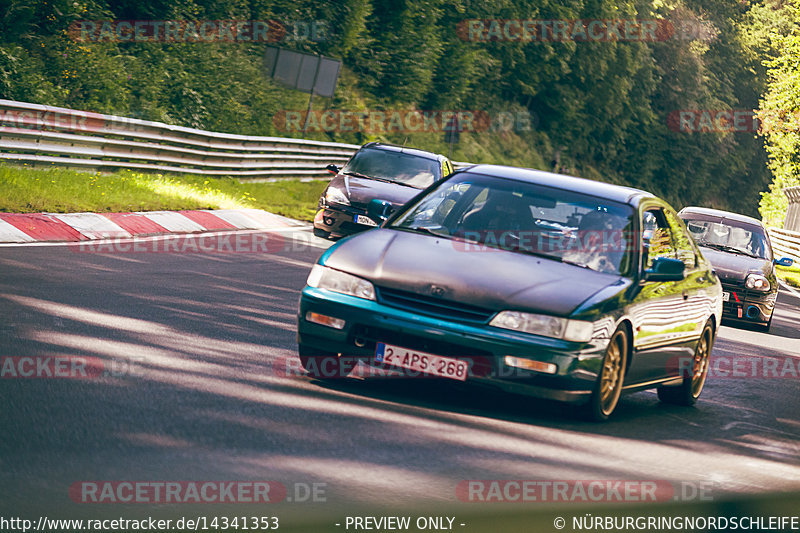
[298,344,355,379]
[587,327,628,421]
[658,321,713,406]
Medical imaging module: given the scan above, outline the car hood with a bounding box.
[699,247,772,283]
[323,229,622,317]
[335,175,421,207]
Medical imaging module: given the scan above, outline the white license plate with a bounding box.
[375,343,468,381]
[355,214,378,227]
[722,292,730,302]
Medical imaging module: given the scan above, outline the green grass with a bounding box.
[0,164,328,221]
[776,264,800,289]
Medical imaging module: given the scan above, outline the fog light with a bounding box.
[504,356,557,374]
[324,217,335,226]
[306,311,345,330]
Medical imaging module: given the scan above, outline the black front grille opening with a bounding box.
[377,286,495,323]
[350,325,493,358]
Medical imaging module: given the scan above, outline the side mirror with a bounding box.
[326,164,340,175]
[366,199,394,224]
[775,257,794,267]
[644,257,686,282]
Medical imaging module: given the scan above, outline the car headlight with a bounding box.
[306,265,376,300]
[745,273,770,291]
[490,311,594,342]
[324,185,350,206]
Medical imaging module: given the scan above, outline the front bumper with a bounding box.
[720,284,776,324]
[297,287,611,403]
[313,204,377,238]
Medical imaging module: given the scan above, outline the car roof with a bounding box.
[459,164,655,205]
[678,206,765,228]
[361,142,446,162]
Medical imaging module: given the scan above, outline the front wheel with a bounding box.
[586,327,628,422]
[298,345,355,379]
[658,321,713,406]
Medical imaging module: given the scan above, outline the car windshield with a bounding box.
[391,173,636,275]
[682,217,771,260]
[342,149,440,188]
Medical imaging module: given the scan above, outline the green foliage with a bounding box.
[757,0,800,227]
[0,0,791,218]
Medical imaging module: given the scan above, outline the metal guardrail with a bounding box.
[0,99,360,179]
[0,99,472,179]
[768,227,800,261]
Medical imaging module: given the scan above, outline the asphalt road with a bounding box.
[1,229,799,528]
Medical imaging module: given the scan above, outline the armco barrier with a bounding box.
[0,99,360,179]
[769,227,800,261]
[0,99,471,179]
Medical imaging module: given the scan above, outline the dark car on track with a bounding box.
[298,165,723,420]
[678,207,793,331]
[313,142,454,239]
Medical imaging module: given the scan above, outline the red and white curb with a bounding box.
[0,209,305,244]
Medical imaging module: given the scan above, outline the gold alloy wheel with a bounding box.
[599,330,626,416]
[690,327,711,398]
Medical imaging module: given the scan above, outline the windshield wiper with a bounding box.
[344,171,410,186]
[343,171,415,188]
[702,243,760,259]
[343,171,381,181]
[400,226,451,239]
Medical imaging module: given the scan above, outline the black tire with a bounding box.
[586,327,628,422]
[298,344,354,379]
[657,321,713,406]
[313,227,331,240]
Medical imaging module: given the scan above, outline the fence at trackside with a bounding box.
[0,99,472,180]
[768,227,800,261]
[0,99,361,179]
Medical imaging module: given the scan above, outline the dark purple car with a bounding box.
[313,142,454,239]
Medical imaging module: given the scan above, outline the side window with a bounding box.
[642,208,678,270]
[664,209,697,269]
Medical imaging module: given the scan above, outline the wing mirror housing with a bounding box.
[775,257,794,267]
[644,257,686,282]
[326,164,340,175]
[366,199,394,224]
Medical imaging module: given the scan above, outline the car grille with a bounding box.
[377,286,495,324]
[720,281,765,302]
